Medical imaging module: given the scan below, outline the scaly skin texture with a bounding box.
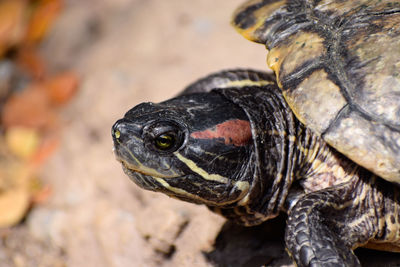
[285,169,400,266]
[112,70,400,267]
[232,0,400,183]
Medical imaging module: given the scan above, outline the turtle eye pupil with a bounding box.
[154,133,175,150]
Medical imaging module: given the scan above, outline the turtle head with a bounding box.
[112,91,254,206]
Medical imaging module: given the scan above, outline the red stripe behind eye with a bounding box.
[190,119,252,146]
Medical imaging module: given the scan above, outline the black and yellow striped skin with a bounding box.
[232,0,400,184]
[113,89,253,206]
[112,70,400,267]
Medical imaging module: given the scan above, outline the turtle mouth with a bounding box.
[120,162,166,191]
[117,151,251,206]
[119,160,194,195]
[113,141,182,179]
[114,152,182,179]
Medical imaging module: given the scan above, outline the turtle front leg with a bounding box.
[285,179,378,267]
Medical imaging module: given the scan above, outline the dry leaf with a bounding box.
[5,127,40,160]
[0,188,30,228]
[2,84,57,129]
[0,0,27,57]
[44,72,79,105]
[0,152,34,227]
[24,0,62,44]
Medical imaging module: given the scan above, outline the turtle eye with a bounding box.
[143,121,186,153]
[154,133,176,151]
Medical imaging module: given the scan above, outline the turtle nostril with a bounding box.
[112,119,142,145]
[112,120,126,142]
[114,129,121,139]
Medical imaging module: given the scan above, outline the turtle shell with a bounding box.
[233,0,400,183]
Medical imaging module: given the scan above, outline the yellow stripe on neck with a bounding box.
[174,152,229,183]
[224,79,274,89]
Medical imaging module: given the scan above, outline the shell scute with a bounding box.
[233,0,400,182]
[283,69,347,135]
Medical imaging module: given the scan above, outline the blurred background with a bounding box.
[0,0,269,266]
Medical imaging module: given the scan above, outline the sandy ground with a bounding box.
[2,0,400,266]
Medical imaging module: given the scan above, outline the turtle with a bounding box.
[112,69,400,266]
[111,0,400,266]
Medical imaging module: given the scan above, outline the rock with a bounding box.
[135,204,189,256]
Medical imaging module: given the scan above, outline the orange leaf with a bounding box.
[2,84,57,129]
[43,72,79,105]
[0,0,27,57]
[24,0,62,44]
